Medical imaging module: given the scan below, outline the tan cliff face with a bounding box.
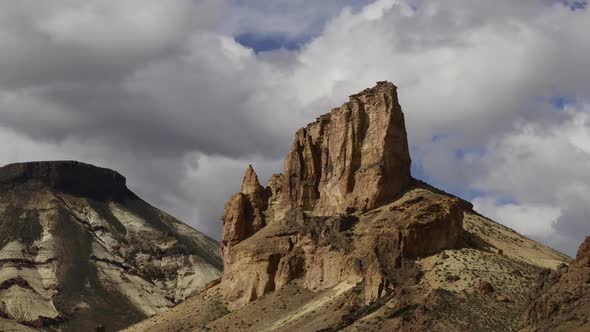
[220,82,455,308]
[221,82,412,255]
[266,81,411,220]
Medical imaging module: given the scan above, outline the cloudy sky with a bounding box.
[1,0,589,256]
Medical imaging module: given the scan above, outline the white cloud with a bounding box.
[38,1,193,52]
[473,108,590,202]
[0,0,589,255]
[223,0,365,40]
[467,106,590,254]
[473,197,562,239]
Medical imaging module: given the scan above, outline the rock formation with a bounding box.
[0,161,221,331]
[221,189,465,307]
[121,82,571,332]
[215,81,494,313]
[521,236,590,332]
[220,165,268,269]
[265,81,412,220]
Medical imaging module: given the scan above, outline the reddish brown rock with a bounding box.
[478,281,495,295]
[221,82,412,264]
[520,236,590,332]
[574,236,590,266]
[393,194,464,259]
[221,194,249,247]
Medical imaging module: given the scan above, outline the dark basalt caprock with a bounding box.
[0,161,135,201]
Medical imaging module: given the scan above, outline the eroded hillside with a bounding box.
[0,161,221,331]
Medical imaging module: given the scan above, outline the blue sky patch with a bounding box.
[551,95,578,109]
[431,133,449,142]
[411,154,484,201]
[558,0,588,10]
[235,33,311,53]
[496,195,517,205]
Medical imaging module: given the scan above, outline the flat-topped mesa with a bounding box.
[268,81,412,220]
[0,161,134,201]
[0,160,222,330]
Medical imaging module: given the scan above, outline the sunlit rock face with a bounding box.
[0,161,222,331]
[267,81,412,220]
[220,82,465,308]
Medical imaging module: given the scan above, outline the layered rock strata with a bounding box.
[0,161,222,331]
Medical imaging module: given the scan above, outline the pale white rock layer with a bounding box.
[0,161,222,331]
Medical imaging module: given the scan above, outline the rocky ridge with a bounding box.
[520,237,590,331]
[0,161,222,331]
[127,82,571,332]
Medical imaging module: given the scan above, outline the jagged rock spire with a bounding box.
[221,165,268,267]
[267,81,412,220]
[222,81,413,251]
[222,81,413,256]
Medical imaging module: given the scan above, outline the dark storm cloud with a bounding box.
[0,1,285,158]
[0,0,589,255]
[0,0,353,240]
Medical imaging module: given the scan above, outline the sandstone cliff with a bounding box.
[220,81,418,306]
[0,161,221,331]
[266,81,411,220]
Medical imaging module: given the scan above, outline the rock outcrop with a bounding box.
[575,236,590,264]
[266,81,411,220]
[221,188,465,307]
[219,82,460,308]
[221,165,268,269]
[521,236,590,332]
[0,161,222,331]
